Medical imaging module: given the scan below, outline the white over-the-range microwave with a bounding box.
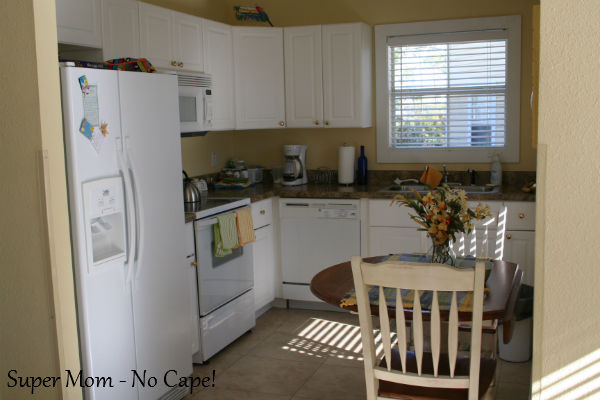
[168,71,214,136]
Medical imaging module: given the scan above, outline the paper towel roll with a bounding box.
[338,145,355,185]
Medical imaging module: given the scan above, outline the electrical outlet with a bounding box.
[211,152,217,168]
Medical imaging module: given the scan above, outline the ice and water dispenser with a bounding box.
[82,176,126,269]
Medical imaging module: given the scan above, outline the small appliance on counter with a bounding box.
[282,145,307,186]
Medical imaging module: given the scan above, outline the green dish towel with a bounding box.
[213,213,239,257]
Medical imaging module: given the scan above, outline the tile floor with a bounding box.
[186,308,532,399]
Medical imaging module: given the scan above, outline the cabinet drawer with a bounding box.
[505,202,536,230]
[251,198,273,229]
[368,199,414,227]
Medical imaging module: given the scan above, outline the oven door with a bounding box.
[194,211,254,316]
[178,86,204,133]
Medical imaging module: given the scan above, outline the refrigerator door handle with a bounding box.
[116,138,136,284]
[124,137,142,279]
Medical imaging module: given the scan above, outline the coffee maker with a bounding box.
[282,145,307,186]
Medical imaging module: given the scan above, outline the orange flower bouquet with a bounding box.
[392,184,491,265]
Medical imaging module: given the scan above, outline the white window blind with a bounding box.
[387,31,508,149]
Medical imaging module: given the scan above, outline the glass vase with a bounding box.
[428,239,456,266]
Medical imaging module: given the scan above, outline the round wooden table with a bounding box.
[310,256,519,322]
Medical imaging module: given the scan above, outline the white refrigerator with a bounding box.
[61,66,192,400]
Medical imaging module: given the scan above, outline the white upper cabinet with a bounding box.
[172,11,204,72]
[56,0,102,48]
[284,26,324,128]
[284,23,372,128]
[138,2,204,72]
[233,27,286,130]
[203,20,235,131]
[101,0,140,60]
[322,23,372,128]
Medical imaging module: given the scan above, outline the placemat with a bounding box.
[339,254,491,312]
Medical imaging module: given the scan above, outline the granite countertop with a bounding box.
[204,181,535,202]
[184,181,535,222]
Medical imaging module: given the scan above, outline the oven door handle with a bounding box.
[195,218,218,227]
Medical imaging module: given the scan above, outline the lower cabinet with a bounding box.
[503,230,535,286]
[251,198,277,313]
[367,199,534,283]
[253,224,276,312]
[368,227,428,256]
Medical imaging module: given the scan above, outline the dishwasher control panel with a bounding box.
[280,198,360,220]
[317,207,358,219]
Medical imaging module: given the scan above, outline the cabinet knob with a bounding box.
[178,62,184,67]
[324,120,330,126]
[314,120,320,125]
[506,234,512,240]
[190,261,197,267]
[260,210,266,215]
[279,121,285,127]
[519,213,525,219]
[171,60,177,66]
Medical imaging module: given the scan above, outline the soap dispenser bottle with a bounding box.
[357,145,368,185]
[490,153,502,186]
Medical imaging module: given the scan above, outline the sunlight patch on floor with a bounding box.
[281,317,376,361]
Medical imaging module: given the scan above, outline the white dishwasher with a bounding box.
[280,198,360,302]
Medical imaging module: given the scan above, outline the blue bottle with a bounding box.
[357,145,368,185]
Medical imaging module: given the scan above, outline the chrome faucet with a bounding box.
[442,165,449,183]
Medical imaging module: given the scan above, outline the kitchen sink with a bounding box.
[377,183,499,194]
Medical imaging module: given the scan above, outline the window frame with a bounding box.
[375,16,521,163]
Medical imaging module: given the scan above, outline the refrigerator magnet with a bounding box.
[78,75,90,95]
[100,122,110,137]
[82,85,100,126]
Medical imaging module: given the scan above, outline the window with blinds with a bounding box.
[388,32,507,149]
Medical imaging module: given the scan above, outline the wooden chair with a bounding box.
[459,261,523,358]
[351,256,496,400]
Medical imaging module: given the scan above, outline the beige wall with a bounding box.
[532,0,600,398]
[0,1,62,399]
[175,0,538,175]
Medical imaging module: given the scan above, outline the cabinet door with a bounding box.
[284,26,323,128]
[56,0,102,47]
[322,23,372,128]
[504,230,535,286]
[368,227,428,257]
[139,2,174,70]
[253,225,276,312]
[233,27,286,130]
[203,19,236,130]
[172,11,204,72]
[101,0,140,60]
[453,228,501,259]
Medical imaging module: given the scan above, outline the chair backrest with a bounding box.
[351,256,486,400]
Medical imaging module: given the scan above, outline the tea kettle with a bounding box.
[182,170,200,203]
